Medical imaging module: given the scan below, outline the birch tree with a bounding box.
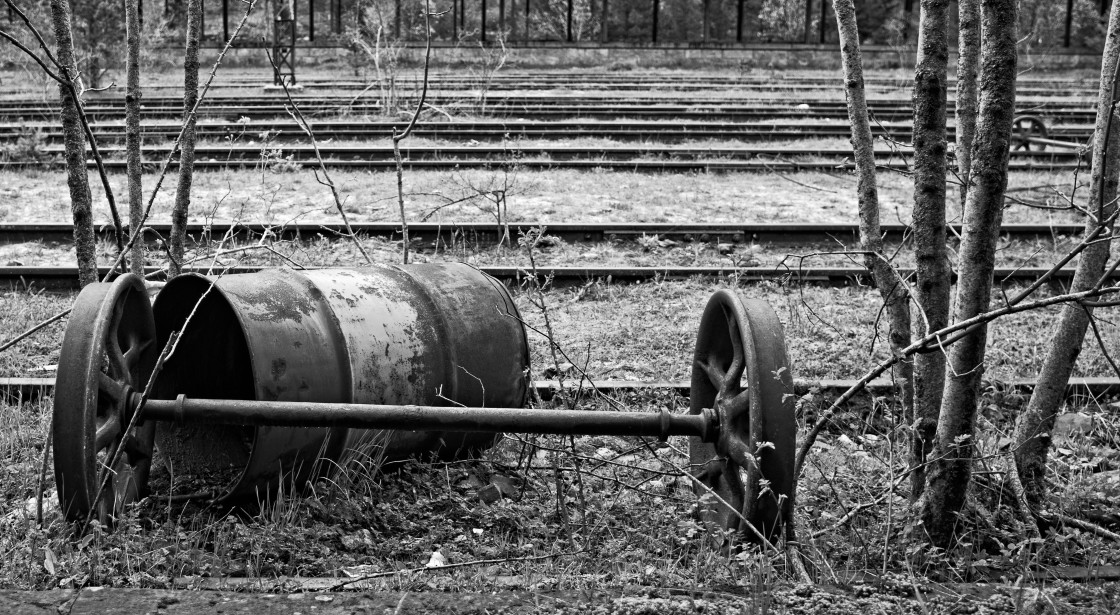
[125,0,144,275]
[832,0,914,421]
[48,0,97,286]
[955,0,980,207]
[169,0,201,278]
[919,0,1018,547]
[1014,0,1120,510]
[908,0,951,499]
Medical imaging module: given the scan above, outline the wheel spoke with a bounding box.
[122,430,153,461]
[94,417,122,452]
[106,336,129,382]
[722,309,745,396]
[696,356,726,390]
[725,389,750,419]
[123,337,152,371]
[98,372,126,402]
[723,461,745,532]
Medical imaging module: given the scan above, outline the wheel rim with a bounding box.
[54,274,157,523]
[689,290,795,543]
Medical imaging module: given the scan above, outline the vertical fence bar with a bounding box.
[566,0,573,41]
[736,0,743,42]
[818,0,827,43]
[652,0,658,42]
[1065,0,1074,47]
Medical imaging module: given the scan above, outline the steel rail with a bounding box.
[9,143,1091,160]
[5,376,1119,402]
[0,264,1108,291]
[0,221,1090,247]
[0,120,1096,143]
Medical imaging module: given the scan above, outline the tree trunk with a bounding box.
[48,0,97,287]
[833,0,914,421]
[1014,0,1120,510]
[919,0,1018,549]
[955,0,980,207]
[908,0,951,501]
[599,0,608,43]
[169,0,201,279]
[126,0,145,275]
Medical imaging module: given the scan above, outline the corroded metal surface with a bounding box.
[688,290,796,543]
[151,264,529,503]
[54,274,157,522]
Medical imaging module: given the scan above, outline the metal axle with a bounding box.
[137,395,721,443]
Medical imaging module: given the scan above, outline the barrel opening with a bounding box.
[151,275,255,495]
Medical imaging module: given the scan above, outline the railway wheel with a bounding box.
[689,290,795,544]
[1012,115,1048,151]
[54,274,158,524]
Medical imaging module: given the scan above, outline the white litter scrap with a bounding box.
[425,547,448,568]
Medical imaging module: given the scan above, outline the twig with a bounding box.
[266,48,372,265]
[35,427,52,527]
[391,0,433,264]
[0,308,71,354]
[94,0,257,282]
[794,280,1120,476]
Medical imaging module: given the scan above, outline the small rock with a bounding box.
[717,243,734,255]
[466,472,486,491]
[490,475,520,501]
[1053,412,1093,444]
[5,260,22,266]
[477,483,502,504]
[340,528,374,551]
[542,363,574,379]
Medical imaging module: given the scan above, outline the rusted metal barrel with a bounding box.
[150,263,529,503]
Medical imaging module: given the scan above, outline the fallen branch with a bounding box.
[328,550,581,590]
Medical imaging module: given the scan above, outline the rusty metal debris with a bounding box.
[52,265,795,544]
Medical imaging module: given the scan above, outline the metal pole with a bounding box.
[651,0,658,43]
[141,396,717,441]
[736,0,743,43]
[453,0,458,38]
[499,0,505,35]
[524,0,530,40]
[566,0,573,41]
[818,0,826,44]
[309,0,315,41]
[1065,0,1074,48]
[223,0,229,42]
[482,0,487,42]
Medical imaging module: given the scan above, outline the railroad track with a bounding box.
[0,98,1103,123]
[94,72,1100,94]
[0,143,1091,170]
[4,375,1119,401]
[0,119,1096,145]
[0,222,1093,247]
[0,264,1106,291]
